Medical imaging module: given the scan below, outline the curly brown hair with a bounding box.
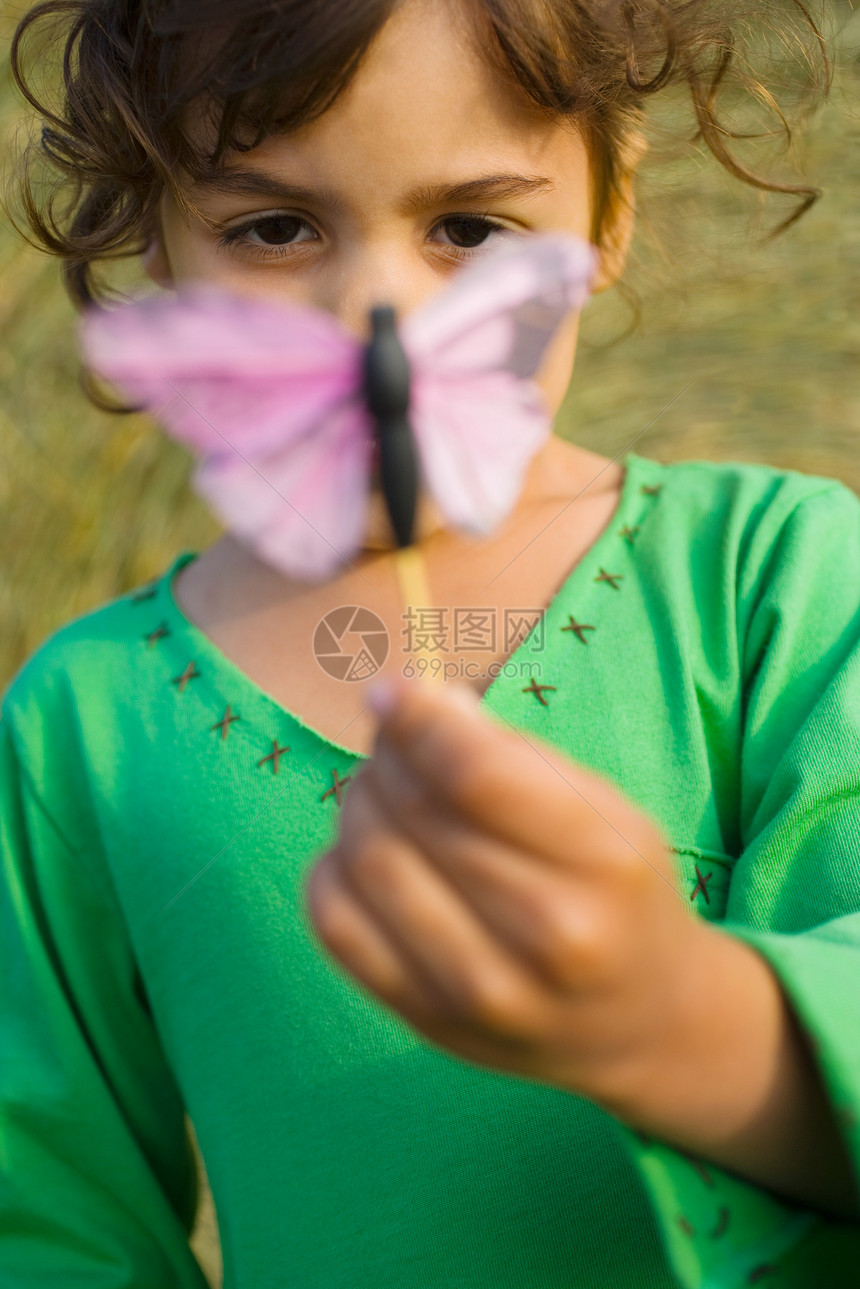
[6,1,831,346]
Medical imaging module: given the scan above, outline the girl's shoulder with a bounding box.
[2,578,152,726]
[0,564,205,813]
[631,451,860,572]
[0,576,177,857]
[637,450,855,514]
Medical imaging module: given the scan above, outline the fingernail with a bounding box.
[367,676,397,717]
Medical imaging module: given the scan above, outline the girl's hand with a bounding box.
[306,675,860,1220]
[304,675,706,1106]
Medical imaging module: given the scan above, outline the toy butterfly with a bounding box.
[80,232,596,581]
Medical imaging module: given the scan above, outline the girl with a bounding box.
[3,1,859,1287]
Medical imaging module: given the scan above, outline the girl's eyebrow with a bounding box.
[191,169,555,214]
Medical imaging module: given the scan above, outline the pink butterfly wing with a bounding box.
[405,370,548,534]
[400,233,597,533]
[80,283,359,458]
[195,397,374,581]
[80,283,375,579]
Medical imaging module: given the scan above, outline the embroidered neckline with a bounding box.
[133,448,662,764]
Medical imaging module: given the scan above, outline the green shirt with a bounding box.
[2,448,860,1288]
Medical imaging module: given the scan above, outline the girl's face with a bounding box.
[145,0,632,551]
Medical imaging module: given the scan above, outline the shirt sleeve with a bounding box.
[612,481,860,1289]
[0,708,211,1287]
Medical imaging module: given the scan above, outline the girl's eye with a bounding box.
[215,213,514,261]
[216,214,311,257]
[433,216,513,254]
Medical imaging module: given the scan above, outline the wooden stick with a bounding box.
[394,544,441,684]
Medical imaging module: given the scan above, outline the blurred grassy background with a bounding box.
[1,3,858,1286]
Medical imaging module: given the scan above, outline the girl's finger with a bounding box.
[368,738,600,992]
[336,776,550,1038]
[307,857,556,1075]
[306,852,446,1023]
[375,678,655,873]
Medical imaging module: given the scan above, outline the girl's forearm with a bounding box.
[597,927,860,1223]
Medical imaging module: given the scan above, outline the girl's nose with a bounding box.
[314,251,438,341]
[325,291,407,344]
